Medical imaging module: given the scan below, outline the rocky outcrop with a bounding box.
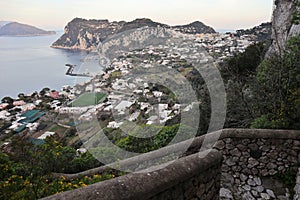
[267,0,300,57]
[0,22,56,36]
[51,18,124,51]
[52,18,216,51]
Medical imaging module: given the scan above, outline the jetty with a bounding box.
[65,64,92,77]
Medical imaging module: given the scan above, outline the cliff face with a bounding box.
[51,18,124,51]
[267,0,300,56]
[52,18,216,51]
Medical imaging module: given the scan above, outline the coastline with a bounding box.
[50,44,96,52]
[0,32,56,37]
[0,34,96,99]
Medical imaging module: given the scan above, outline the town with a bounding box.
[0,29,264,152]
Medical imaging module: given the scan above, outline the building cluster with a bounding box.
[195,33,257,62]
[0,89,71,135]
[0,30,259,146]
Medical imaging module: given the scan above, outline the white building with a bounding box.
[19,103,36,111]
[107,121,123,129]
[128,111,140,122]
[0,110,10,119]
[38,132,56,140]
[26,123,39,131]
[56,107,89,114]
[153,91,163,98]
[140,102,150,110]
[115,101,134,113]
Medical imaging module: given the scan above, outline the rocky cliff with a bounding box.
[51,18,124,51]
[51,18,216,51]
[267,0,300,57]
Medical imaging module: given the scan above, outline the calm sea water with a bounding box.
[0,33,102,99]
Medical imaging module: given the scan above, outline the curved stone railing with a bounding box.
[42,149,222,200]
[43,129,300,200]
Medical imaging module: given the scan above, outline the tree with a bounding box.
[1,96,13,104]
[18,93,25,100]
[220,42,269,128]
[222,42,267,82]
[251,35,300,129]
[39,88,50,97]
[292,0,300,24]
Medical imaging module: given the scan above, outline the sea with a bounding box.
[0,32,102,99]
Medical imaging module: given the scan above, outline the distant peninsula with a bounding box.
[0,22,56,37]
[51,18,216,51]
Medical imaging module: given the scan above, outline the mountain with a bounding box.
[0,21,11,28]
[236,22,272,42]
[51,18,216,51]
[0,22,56,37]
[172,21,216,34]
[116,18,169,33]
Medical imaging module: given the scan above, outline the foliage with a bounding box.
[292,0,300,24]
[218,35,299,130]
[39,87,50,97]
[251,35,300,129]
[0,159,122,199]
[0,137,114,199]
[185,68,211,134]
[99,124,193,154]
[1,96,13,104]
[222,42,267,82]
[273,170,297,193]
[113,124,181,153]
[220,42,269,128]
[250,115,281,129]
[110,70,122,78]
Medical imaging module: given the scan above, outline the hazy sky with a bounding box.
[0,0,274,30]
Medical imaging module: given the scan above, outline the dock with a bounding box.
[65,64,93,77]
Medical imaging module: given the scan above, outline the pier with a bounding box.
[65,64,93,77]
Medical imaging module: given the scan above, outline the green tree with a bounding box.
[251,35,300,129]
[17,93,25,100]
[221,42,269,128]
[1,96,13,104]
[39,87,50,97]
[292,0,300,24]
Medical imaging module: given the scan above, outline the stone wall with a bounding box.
[43,129,300,200]
[213,130,300,199]
[183,129,300,199]
[293,167,300,200]
[42,149,222,200]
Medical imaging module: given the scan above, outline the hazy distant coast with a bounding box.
[0,21,56,37]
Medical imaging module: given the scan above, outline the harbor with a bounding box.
[65,64,93,77]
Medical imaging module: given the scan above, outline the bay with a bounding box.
[0,32,102,99]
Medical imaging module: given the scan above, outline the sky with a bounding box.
[0,0,274,31]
